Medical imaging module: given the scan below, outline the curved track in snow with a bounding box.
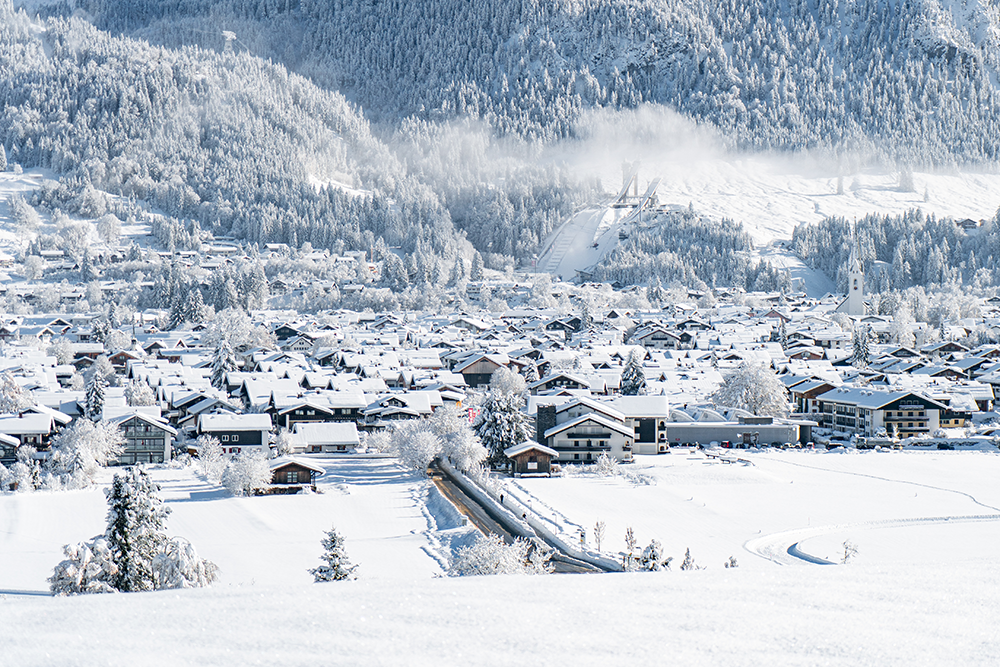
[745,455,1000,565]
[746,514,1000,566]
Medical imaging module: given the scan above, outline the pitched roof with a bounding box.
[544,412,636,439]
[504,441,558,458]
[199,413,273,431]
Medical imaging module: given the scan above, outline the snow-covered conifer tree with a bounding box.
[183,288,206,324]
[852,324,872,368]
[620,348,647,395]
[679,547,702,571]
[210,338,237,391]
[80,250,98,282]
[473,368,531,469]
[85,369,108,421]
[521,361,539,384]
[168,292,187,330]
[470,251,485,281]
[105,467,171,592]
[640,539,671,571]
[309,526,358,582]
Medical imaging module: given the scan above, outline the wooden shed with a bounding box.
[503,441,558,477]
[269,457,326,487]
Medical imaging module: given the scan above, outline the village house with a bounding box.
[106,411,177,465]
[197,413,273,455]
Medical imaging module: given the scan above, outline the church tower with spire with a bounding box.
[845,223,865,316]
[836,222,866,317]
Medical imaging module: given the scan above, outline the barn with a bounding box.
[503,441,557,477]
[269,457,326,489]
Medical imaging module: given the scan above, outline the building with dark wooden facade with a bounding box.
[269,457,326,487]
[504,442,557,476]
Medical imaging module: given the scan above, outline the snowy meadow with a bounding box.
[3,450,1000,665]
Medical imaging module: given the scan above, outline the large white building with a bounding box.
[814,387,948,438]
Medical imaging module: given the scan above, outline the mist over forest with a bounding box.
[5,0,1000,292]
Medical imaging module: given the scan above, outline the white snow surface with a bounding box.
[0,458,476,592]
[3,451,1000,664]
[505,449,1000,570]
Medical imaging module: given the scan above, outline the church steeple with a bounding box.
[846,221,864,316]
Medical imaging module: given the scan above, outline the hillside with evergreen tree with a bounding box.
[40,0,1000,165]
[0,2,473,268]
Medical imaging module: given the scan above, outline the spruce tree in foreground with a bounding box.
[310,526,357,582]
[105,467,171,592]
[51,468,217,595]
[852,324,872,369]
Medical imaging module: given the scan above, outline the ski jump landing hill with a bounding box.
[535,166,662,281]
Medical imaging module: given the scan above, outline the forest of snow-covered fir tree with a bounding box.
[2,0,1000,298]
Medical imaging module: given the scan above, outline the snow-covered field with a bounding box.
[641,160,1000,244]
[3,451,1000,664]
[0,457,476,593]
[4,554,999,665]
[505,449,1000,569]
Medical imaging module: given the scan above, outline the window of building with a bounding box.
[287,471,298,483]
[221,435,229,442]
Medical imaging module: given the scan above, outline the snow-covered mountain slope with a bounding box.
[39,0,1000,164]
[622,162,1000,246]
[536,143,1000,293]
[0,4,471,264]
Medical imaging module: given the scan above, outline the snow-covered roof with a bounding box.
[199,413,273,431]
[291,422,360,446]
[268,456,327,474]
[544,413,635,440]
[504,441,558,458]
